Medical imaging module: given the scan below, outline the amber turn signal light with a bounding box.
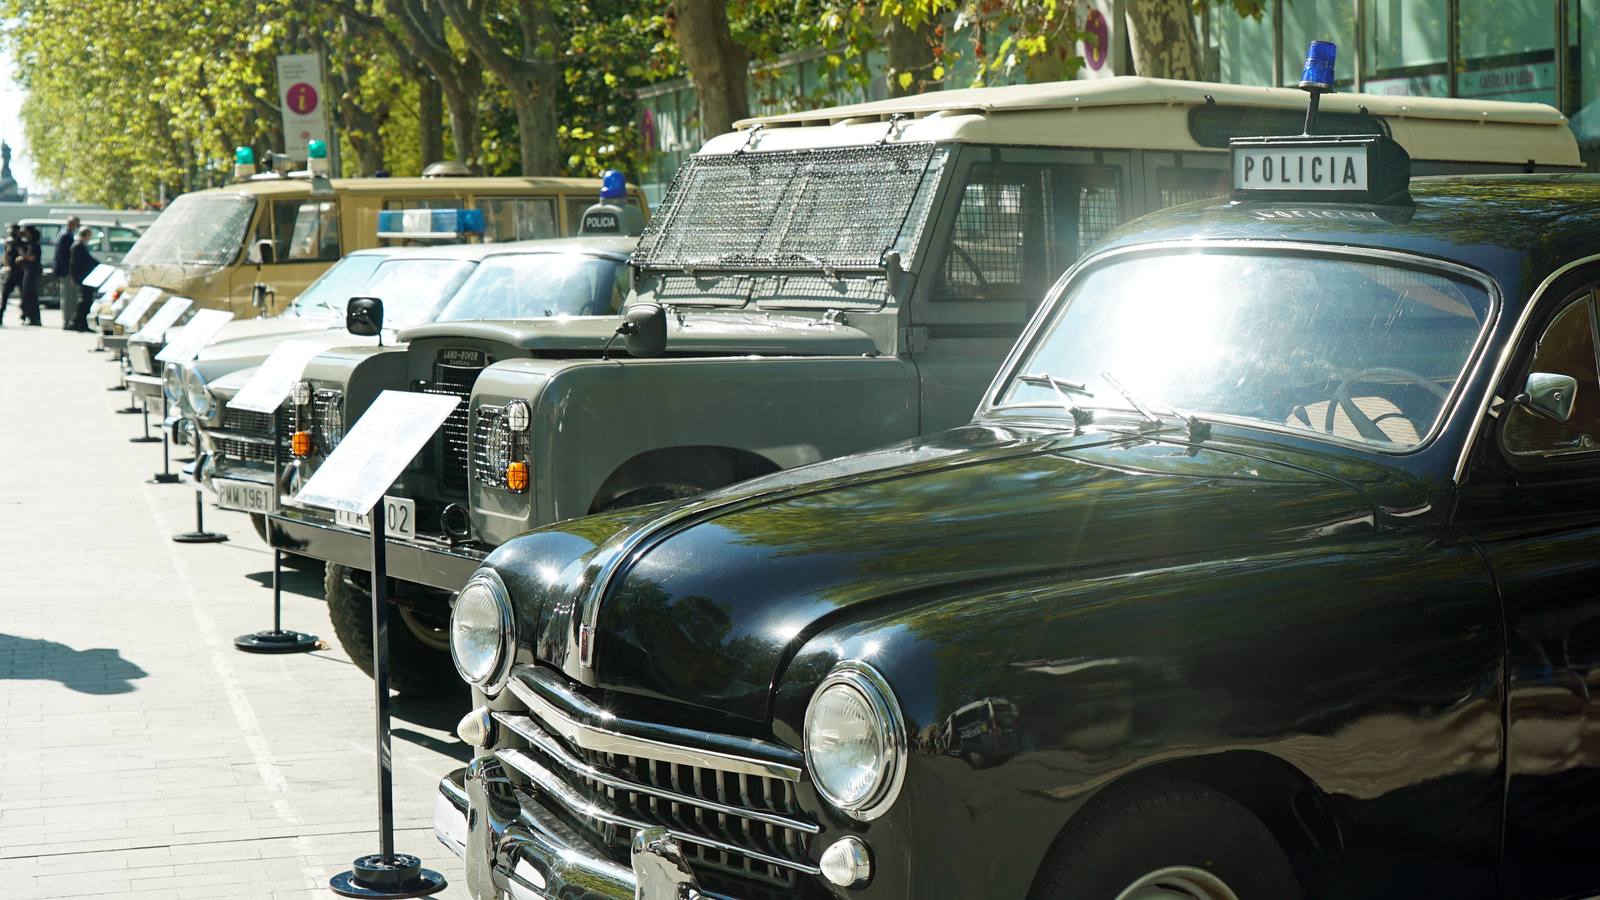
[506,461,529,491]
[291,430,313,458]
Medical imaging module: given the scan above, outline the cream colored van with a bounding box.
[118,174,646,319]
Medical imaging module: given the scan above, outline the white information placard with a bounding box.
[295,391,459,516]
[156,309,235,363]
[100,269,129,295]
[114,286,163,328]
[82,264,118,289]
[129,297,193,343]
[229,340,327,413]
[276,53,331,161]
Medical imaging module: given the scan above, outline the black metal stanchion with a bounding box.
[332,505,447,898]
[236,420,318,653]
[107,349,128,388]
[129,398,160,443]
[149,396,181,484]
[172,487,228,544]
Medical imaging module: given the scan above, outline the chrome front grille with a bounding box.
[420,356,483,496]
[495,672,819,898]
[213,405,291,463]
[221,406,275,436]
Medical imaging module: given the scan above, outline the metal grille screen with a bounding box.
[123,193,256,268]
[939,163,1123,302]
[1157,167,1229,209]
[633,143,943,272]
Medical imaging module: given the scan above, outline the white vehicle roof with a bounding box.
[707,76,1579,168]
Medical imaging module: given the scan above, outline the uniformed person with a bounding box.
[18,224,42,326]
[0,223,20,325]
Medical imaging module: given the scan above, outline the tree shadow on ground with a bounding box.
[0,633,147,694]
[392,690,473,763]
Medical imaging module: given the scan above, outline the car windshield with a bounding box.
[288,256,477,327]
[122,193,256,269]
[435,253,627,321]
[997,251,1494,450]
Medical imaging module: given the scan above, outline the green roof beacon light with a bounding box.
[234,145,256,180]
[307,139,330,177]
[1299,40,1337,135]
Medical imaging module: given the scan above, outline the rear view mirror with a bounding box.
[1517,372,1578,422]
[248,239,276,266]
[620,303,667,358]
[347,296,384,337]
[250,283,271,310]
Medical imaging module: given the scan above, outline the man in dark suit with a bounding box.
[53,215,79,329]
[18,224,42,325]
[68,227,98,331]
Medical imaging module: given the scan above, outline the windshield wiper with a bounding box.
[1099,370,1211,442]
[1014,373,1094,433]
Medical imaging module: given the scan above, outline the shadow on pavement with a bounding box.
[0,633,148,694]
[392,692,473,763]
[243,565,324,598]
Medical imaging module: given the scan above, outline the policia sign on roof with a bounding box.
[1231,134,1412,205]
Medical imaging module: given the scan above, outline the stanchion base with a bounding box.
[148,474,182,484]
[234,630,319,653]
[330,855,446,898]
[115,406,142,414]
[107,384,127,391]
[128,435,161,444]
[172,531,229,544]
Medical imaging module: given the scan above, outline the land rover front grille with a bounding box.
[492,702,820,899]
[419,356,484,496]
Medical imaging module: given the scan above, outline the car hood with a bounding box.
[401,312,877,356]
[191,320,383,383]
[490,424,1377,722]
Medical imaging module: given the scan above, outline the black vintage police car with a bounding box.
[432,132,1600,900]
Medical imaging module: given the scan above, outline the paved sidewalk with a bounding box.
[0,310,470,898]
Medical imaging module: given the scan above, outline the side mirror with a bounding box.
[248,239,275,266]
[250,283,271,310]
[347,296,384,337]
[1516,372,1578,422]
[619,303,667,358]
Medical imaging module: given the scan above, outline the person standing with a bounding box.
[18,224,42,326]
[68,227,98,331]
[53,215,80,329]
[0,223,21,325]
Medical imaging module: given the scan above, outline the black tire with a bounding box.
[598,482,704,512]
[325,563,460,697]
[1032,779,1299,900]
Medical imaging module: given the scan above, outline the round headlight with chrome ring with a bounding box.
[291,379,313,407]
[161,363,184,406]
[504,399,531,432]
[803,660,906,820]
[450,568,515,693]
[181,365,213,418]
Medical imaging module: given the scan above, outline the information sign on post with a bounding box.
[297,390,455,899]
[115,286,163,329]
[130,297,193,344]
[276,53,332,162]
[100,269,129,295]
[156,309,235,364]
[229,340,325,413]
[81,264,119,289]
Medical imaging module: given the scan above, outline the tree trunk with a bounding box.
[436,0,563,176]
[417,72,444,166]
[509,75,562,175]
[1124,0,1203,79]
[669,0,749,140]
[882,16,938,97]
[440,78,482,168]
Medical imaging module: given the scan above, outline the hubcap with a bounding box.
[1114,866,1240,900]
[399,607,451,652]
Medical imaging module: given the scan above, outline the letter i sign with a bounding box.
[287,83,319,116]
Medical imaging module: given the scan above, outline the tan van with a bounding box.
[117,174,647,320]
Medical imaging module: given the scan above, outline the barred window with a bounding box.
[1157,167,1230,209]
[937,163,1122,303]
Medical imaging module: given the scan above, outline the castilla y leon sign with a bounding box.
[276,53,331,161]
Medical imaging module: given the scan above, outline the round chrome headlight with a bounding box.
[804,661,906,820]
[181,365,212,418]
[161,364,184,405]
[450,569,514,692]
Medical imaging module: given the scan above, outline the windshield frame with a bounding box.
[980,239,1503,457]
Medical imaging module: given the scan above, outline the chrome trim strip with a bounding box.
[496,748,823,877]
[1452,252,1600,484]
[507,672,802,782]
[494,712,819,834]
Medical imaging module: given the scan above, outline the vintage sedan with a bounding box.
[435,168,1600,900]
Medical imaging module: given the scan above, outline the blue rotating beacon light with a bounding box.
[1299,40,1337,134]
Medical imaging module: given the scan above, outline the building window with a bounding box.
[1361,0,1450,96]
[1456,0,1557,105]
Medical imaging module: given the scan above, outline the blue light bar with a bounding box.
[376,208,485,239]
[1300,40,1336,92]
[600,169,626,199]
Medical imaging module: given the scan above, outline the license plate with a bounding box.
[216,478,275,514]
[335,496,417,542]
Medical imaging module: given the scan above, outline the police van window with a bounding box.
[269,200,340,262]
[1157,168,1229,209]
[481,197,559,242]
[936,163,1121,303]
[1503,292,1600,457]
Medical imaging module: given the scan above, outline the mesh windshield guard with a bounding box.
[124,193,256,270]
[633,142,942,274]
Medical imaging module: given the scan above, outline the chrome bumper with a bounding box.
[436,760,638,900]
[127,373,163,404]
